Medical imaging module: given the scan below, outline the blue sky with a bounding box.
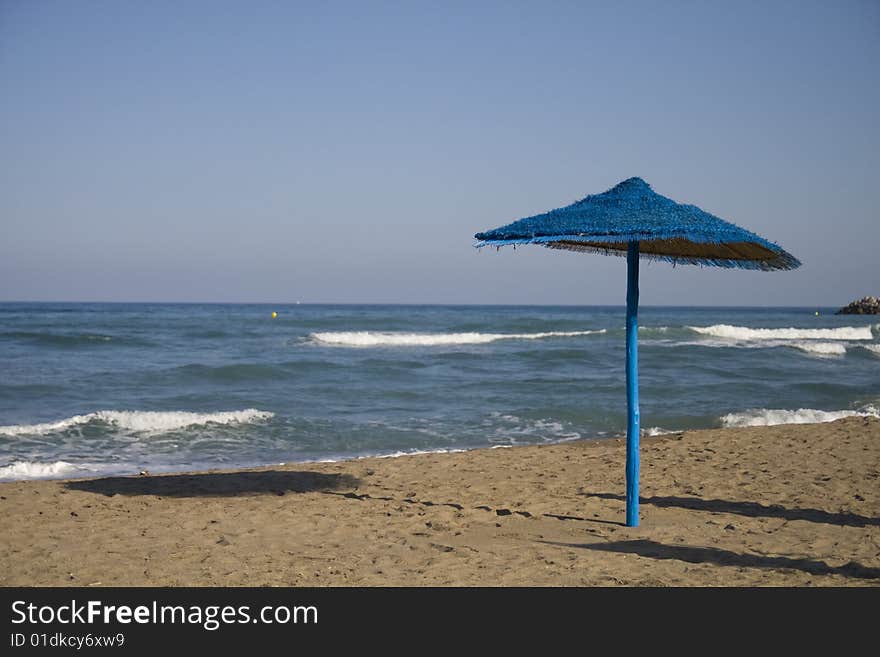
[2,1,878,305]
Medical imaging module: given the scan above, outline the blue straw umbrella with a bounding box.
[474,177,800,527]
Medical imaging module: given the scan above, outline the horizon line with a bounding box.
[0,300,845,309]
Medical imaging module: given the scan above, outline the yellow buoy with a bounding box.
[815,311,819,316]
[271,311,278,319]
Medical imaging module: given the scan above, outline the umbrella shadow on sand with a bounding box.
[542,539,880,581]
[581,492,880,528]
[65,470,361,498]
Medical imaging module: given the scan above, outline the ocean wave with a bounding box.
[789,342,847,357]
[660,338,853,357]
[299,446,475,464]
[308,329,605,347]
[861,344,880,357]
[371,448,469,460]
[687,324,874,341]
[0,331,152,348]
[1,330,112,346]
[0,409,274,437]
[486,413,582,444]
[0,460,82,480]
[176,363,283,382]
[720,405,879,428]
[644,427,679,436]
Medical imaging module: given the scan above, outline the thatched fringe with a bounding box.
[474,178,801,271]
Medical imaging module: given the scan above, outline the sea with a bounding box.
[0,303,877,482]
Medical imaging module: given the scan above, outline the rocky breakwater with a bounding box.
[837,296,880,314]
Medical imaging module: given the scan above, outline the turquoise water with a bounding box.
[0,303,877,480]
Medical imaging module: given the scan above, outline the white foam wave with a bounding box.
[372,448,468,459]
[487,413,582,444]
[720,406,879,428]
[0,460,81,480]
[688,324,873,341]
[307,447,471,464]
[666,337,870,357]
[639,326,669,332]
[644,427,679,436]
[790,342,847,356]
[309,329,605,347]
[0,409,274,437]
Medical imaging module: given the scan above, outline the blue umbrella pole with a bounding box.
[625,241,640,527]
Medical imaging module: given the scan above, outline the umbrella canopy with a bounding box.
[475,177,800,271]
[474,177,800,527]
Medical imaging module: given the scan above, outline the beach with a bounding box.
[1,416,877,586]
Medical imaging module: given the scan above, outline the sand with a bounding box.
[1,417,878,586]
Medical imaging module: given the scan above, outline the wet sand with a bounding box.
[1,417,878,586]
